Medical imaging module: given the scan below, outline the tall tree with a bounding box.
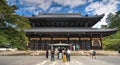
[107,11,120,30]
[103,11,120,50]
[0,0,30,50]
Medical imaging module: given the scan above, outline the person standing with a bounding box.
[73,45,75,51]
[76,44,79,51]
[62,52,67,62]
[58,48,63,60]
[46,49,49,59]
[51,49,55,61]
[66,49,71,61]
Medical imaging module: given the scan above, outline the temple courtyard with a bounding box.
[0,56,120,65]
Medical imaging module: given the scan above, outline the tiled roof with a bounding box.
[26,13,104,18]
[25,27,117,33]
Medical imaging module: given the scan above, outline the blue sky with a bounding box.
[7,0,120,28]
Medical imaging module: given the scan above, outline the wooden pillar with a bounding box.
[79,34,82,50]
[33,39,35,50]
[67,34,70,49]
[51,34,53,44]
[100,33,103,49]
[28,36,30,49]
[90,33,92,50]
[51,34,53,50]
[85,23,88,27]
[67,34,70,44]
[39,34,41,50]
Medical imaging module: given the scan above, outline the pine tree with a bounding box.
[0,0,31,50]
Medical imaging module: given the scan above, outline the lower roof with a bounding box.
[25,27,117,33]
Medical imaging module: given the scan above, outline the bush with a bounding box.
[103,39,120,51]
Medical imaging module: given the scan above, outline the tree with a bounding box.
[101,25,108,28]
[0,0,31,50]
[103,11,120,50]
[107,12,120,30]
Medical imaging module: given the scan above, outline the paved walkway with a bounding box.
[0,56,119,65]
[36,56,114,65]
[0,50,119,56]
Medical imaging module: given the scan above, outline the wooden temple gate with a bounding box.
[28,33,102,50]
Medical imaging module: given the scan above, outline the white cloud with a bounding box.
[7,0,16,5]
[86,0,120,28]
[88,0,94,3]
[7,0,120,28]
[8,0,92,11]
[19,0,52,11]
[53,0,87,8]
[68,9,74,13]
[7,0,52,11]
[48,7,62,13]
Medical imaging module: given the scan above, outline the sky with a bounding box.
[7,0,120,28]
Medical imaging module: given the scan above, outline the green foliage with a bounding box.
[107,12,120,30]
[103,10,120,50]
[103,30,120,51]
[0,0,30,50]
[103,39,120,51]
[101,25,108,28]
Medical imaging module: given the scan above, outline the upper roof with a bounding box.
[27,13,104,18]
[27,13,104,27]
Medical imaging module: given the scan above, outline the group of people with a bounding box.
[58,48,71,62]
[46,47,71,62]
[72,44,79,51]
[46,48,97,62]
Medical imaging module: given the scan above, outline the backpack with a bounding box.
[92,50,96,54]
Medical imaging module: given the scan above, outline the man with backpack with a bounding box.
[90,49,96,59]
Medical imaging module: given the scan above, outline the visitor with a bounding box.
[51,49,55,61]
[90,49,96,59]
[66,49,71,61]
[46,49,49,59]
[58,48,63,60]
[73,45,75,51]
[76,44,79,51]
[62,52,67,62]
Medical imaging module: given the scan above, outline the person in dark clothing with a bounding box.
[66,49,71,61]
[58,48,63,59]
[46,50,49,59]
[59,48,62,53]
[51,50,55,61]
